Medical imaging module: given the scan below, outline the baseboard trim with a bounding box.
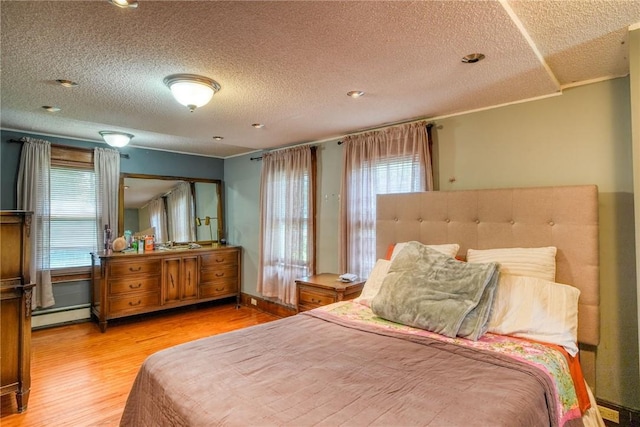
[32,306,91,329]
[240,293,296,318]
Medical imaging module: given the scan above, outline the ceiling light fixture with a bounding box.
[42,106,61,112]
[212,136,224,141]
[347,90,365,98]
[107,0,138,9]
[163,74,221,112]
[99,131,134,148]
[252,123,264,129]
[56,79,78,87]
[461,53,485,63]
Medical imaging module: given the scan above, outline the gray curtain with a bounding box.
[95,148,121,250]
[17,137,54,308]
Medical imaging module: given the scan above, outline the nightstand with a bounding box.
[295,273,365,312]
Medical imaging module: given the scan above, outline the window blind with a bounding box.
[50,167,98,268]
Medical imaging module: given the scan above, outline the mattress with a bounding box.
[120,301,586,427]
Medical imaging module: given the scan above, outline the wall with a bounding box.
[224,142,342,296]
[630,25,640,396]
[0,130,224,314]
[225,77,638,409]
[435,77,638,409]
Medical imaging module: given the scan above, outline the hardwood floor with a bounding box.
[0,302,280,426]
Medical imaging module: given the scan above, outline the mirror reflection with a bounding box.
[119,174,223,244]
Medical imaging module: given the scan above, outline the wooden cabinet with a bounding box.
[1,211,35,413]
[163,256,199,303]
[295,273,365,312]
[91,246,241,332]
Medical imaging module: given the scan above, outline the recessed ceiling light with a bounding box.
[42,106,61,112]
[461,53,485,64]
[212,136,224,141]
[252,123,265,129]
[347,91,365,98]
[108,0,138,9]
[56,79,78,87]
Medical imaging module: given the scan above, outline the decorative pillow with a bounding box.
[488,274,580,356]
[387,242,460,260]
[353,259,391,307]
[467,246,557,282]
[372,242,499,341]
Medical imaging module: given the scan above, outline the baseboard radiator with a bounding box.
[31,304,91,329]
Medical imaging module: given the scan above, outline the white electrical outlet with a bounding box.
[250,298,257,306]
[598,405,620,424]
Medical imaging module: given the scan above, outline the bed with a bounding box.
[120,185,603,427]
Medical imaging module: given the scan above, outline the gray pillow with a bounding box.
[371,241,499,340]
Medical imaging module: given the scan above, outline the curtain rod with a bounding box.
[8,139,130,159]
[336,122,435,145]
[250,145,318,162]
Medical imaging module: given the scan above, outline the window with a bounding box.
[49,166,98,268]
[268,171,310,267]
[346,154,426,277]
[258,146,316,306]
[340,122,433,279]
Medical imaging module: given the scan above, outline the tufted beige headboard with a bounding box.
[376,185,600,387]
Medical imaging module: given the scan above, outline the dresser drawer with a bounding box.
[200,280,238,298]
[298,288,336,307]
[108,276,160,295]
[108,260,161,278]
[200,265,238,283]
[200,251,238,268]
[109,292,160,314]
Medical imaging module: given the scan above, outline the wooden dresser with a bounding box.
[296,273,365,312]
[91,245,240,332]
[0,211,35,413]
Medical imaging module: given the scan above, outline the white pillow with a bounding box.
[353,259,391,307]
[391,242,460,260]
[467,246,557,281]
[488,274,580,356]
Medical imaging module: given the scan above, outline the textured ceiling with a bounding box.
[1,1,639,158]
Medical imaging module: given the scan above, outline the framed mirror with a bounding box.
[118,173,224,245]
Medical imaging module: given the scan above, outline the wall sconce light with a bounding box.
[99,131,134,148]
[196,216,215,245]
[164,74,221,112]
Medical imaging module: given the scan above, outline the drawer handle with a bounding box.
[215,258,225,263]
[169,274,175,288]
[311,298,321,303]
[215,272,224,277]
[129,266,142,272]
[129,300,141,306]
[215,287,225,292]
[129,283,142,289]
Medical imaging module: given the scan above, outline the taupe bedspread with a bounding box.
[120,308,582,427]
